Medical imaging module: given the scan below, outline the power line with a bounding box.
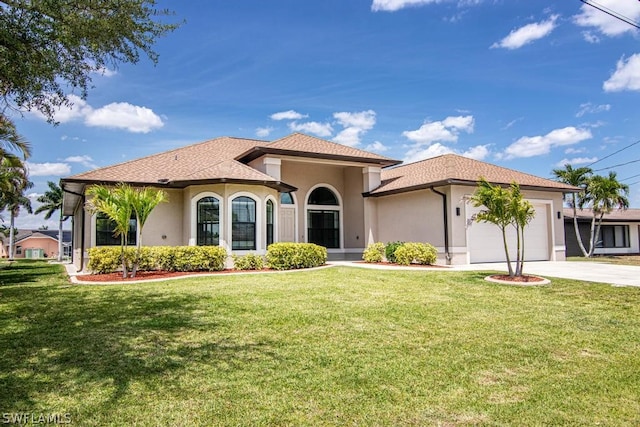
[621,173,640,182]
[587,138,640,167]
[628,179,640,187]
[579,0,640,30]
[593,158,640,172]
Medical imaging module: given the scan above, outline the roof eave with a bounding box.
[236,146,402,167]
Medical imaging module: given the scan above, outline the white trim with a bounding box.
[228,192,262,252]
[304,183,344,249]
[263,158,282,166]
[190,191,224,248]
[265,195,277,248]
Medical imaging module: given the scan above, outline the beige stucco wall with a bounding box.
[140,189,183,247]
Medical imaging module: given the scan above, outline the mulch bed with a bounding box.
[77,269,271,282]
[489,274,546,283]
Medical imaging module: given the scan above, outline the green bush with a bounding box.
[362,242,385,263]
[87,245,228,273]
[394,242,438,266]
[385,241,404,263]
[266,243,327,270]
[233,253,265,270]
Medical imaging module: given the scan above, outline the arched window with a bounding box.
[307,186,340,249]
[197,197,220,245]
[266,199,274,247]
[280,192,294,205]
[232,196,256,250]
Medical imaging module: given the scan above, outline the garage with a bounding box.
[467,203,550,263]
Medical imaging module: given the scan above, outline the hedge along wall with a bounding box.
[87,246,227,273]
[265,243,327,270]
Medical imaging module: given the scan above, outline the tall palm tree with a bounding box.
[552,164,592,257]
[0,117,31,162]
[583,172,630,257]
[129,187,167,277]
[34,181,65,261]
[0,162,33,260]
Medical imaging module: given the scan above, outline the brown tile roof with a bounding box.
[564,208,640,222]
[238,133,401,166]
[369,153,579,196]
[63,136,282,186]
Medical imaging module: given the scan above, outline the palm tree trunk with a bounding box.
[514,223,522,276]
[8,213,15,261]
[131,220,142,278]
[588,214,598,257]
[572,197,588,257]
[501,226,514,277]
[592,213,606,258]
[518,225,526,276]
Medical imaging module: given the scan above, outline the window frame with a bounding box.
[305,184,343,249]
[597,224,630,249]
[230,194,259,251]
[95,212,137,246]
[196,196,221,246]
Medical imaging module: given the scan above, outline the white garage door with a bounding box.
[467,203,550,263]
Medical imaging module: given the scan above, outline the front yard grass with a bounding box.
[568,255,640,266]
[1,261,639,426]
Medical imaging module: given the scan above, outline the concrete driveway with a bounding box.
[458,261,640,287]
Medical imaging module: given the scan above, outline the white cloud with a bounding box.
[555,157,598,167]
[288,121,333,137]
[270,110,308,121]
[603,54,640,92]
[502,117,523,130]
[404,143,490,163]
[332,110,376,147]
[365,141,389,152]
[93,66,117,77]
[502,127,592,159]
[491,15,558,50]
[84,102,164,133]
[31,95,164,133]
[582,31,600,43]
[402,115,474,144]
[25,162,71,177]
[574,0,640,37]
[371,0,441,12]
[64,155,97,169]
[564,147,585,154]
[255,126,273,138]
[576,102,611,117]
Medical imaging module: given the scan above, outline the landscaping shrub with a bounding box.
[266,243,327,270]
[385,241,404,263]
[362,242,385,263]
[233,253,265,270]
[394,242,437,266]
[87,245,227,273]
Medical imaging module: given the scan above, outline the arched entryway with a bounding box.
[306,185,341,249]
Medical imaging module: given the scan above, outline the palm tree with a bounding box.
[0,162,33,260]
[552,164,592,257]
[0,117,31,162]
[34,181,65,261]
[85,184,134,278]
[129,187,167,277]
[583,172,630,257]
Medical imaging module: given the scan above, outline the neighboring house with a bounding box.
[2,229,72,259]
[61,133,577,270]
[563,208,640,256]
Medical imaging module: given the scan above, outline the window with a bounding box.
[16,246,22,255]
[597,225,630,248]
[96,212,136,246]
[197,197,220,246]
[266,199,274,247]
[307,186,340,249]
[232,196,256,250]
[280,192,294,205]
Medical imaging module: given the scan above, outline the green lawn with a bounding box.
[568,255,640,266]
[1,261,639,426]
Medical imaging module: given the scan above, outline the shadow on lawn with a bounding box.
[0,261,63,286]
[0,264,279,413]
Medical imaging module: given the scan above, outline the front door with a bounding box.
[279,207,295,242]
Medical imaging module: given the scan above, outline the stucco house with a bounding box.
[61,133,576,270]
[2,229,72,259]
[564,208,640,256]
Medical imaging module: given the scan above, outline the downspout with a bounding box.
[79,195,86,272]
[430,187,452,264]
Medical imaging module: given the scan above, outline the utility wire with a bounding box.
[579,0,640,30]
[621,173,640,182]
[628,179,640,187]
[587,138,640,167]
[593,158,640,172]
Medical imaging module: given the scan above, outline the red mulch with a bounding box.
[489,274,545,283]
[77,269,270,282]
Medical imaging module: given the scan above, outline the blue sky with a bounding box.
[13,0,640,228]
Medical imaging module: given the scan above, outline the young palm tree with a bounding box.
[86,184,134,278]
[552,164,592,257]
[129,187,167,277]
[583,172,630,257]
[34,181,65,261]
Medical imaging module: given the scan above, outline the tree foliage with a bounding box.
[552,164,592,257]
[35,181,65,261]
[0,157,32,260]
[0,0,180,123]
[469,178,535,277]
